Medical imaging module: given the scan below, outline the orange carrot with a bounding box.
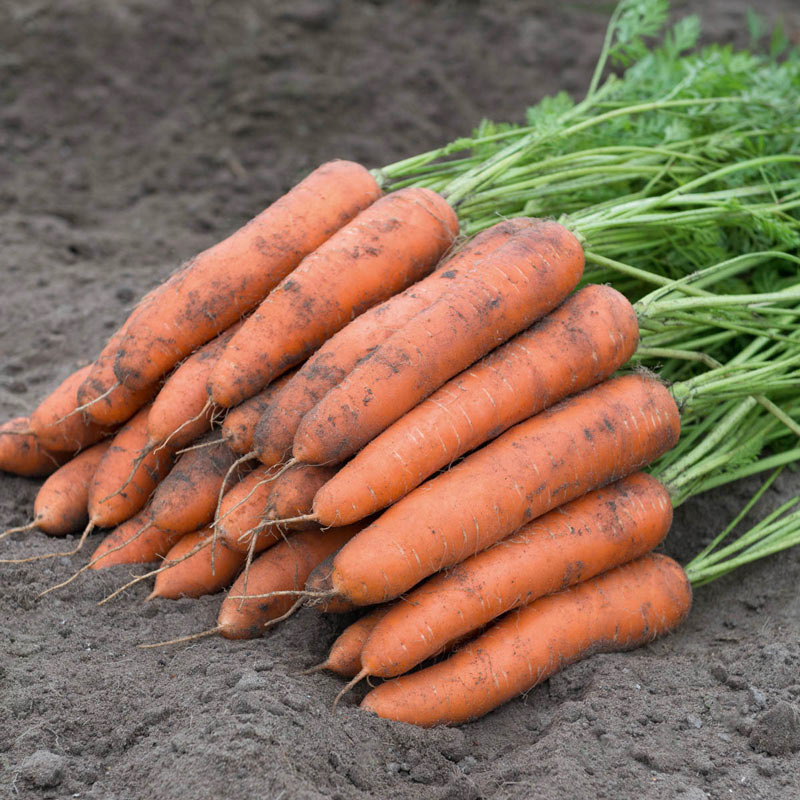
[293,217,585,465]
[325,374,680,605]
[88,511,181,569]
[315,283,639,525]
[217,523,365,638]
[251,221,522,467]
[216,465,282,554]
[360,472,671,678]
[0,417,68,477]
[359,553,692,726]
[113,161,381,394]
[209,187,459,408]
[263,463,338,531]
[305,555,356,614]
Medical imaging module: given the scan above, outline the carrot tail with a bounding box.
[0,521,95,564]
[332,668,369,711]
[0,521,37,541]
[138,626,223,649]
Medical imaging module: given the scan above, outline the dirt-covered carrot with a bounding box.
[324,374,680,605]
[315,284,639,525]
[252,220,528,467]
[113,160,381,394]
[0,417,69,477]
[208,186,459,408]
[217,523,365,638]
[360,472,671,678]
[305,555,356,613]
[293,217,584,465]
[88,511,181,569]
[262,463,338,531]
[359,553,692,726]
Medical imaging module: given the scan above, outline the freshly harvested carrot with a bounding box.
[149,438,243,534]
[209,186,459,408]
[88,511,181,569]
[252,220,524,467]
[29,364,110,453]
[263,463,338,531]
[294,217,585,465]
[216,523,364,638]
[305,555,356,614]
[221,371,296,455]
[359,553,692,727]
[113,160,381,394]
[325,374,680,605]
[0,417,68,477]
[150,528,246,600]
[315,284,639,524]
[360,472,671,678]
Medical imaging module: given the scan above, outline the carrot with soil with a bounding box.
[0,417,69,478]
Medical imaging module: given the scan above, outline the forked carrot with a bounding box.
[359,553,692,726]
[0,417,69,478]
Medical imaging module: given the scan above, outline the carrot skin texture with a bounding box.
[316,284,639,524]
[360,553,692,727]
[305,554,356,613]
[31,440,112,536]
[252,220,523,467]
[361,472,672,678]
[329,374,680,605]
[209,187,459,408]
[88,511,181,569]
[217,524,364,639]
[319,606,393,676]
[115,160,381,393]
[0,417,69,477]
[294,217,585,465]
[29,364,110,453]
[216,466,283,554]
[149,439,242,534]
[263,463,338,530]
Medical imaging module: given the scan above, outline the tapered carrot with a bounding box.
[209,187,459,408]
[359,553,692,726]
[252,220,524,467]
[325,374,680,605]
[113,160,381,394]
[263,463,338,531]
[315,284,639,525]
[0,417,68,478]
[294,217,585,465]
[360,472,671,678]
[217,523,365,638]
[88,511,181,569]
[305,554,357,613]
[29,365,110,453]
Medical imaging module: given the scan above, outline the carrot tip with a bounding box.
[332,668,369,711]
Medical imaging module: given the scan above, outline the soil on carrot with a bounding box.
[2,1,799,798]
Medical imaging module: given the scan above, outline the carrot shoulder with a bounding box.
[293,217,585,465]
[360,553,692,727]
[113,160,381,393]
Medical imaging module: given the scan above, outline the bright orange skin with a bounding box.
[252,221,522,467]
[361,472,672,678]
[360,554,692,727]
[31,440,112,536]
[217,523,364,639]
[221,371,295,455]
[151,528,246,599]
[114,161,382,393]
[0,417,69,477]
[294,218,585,465]
[315,284,639,525]
[305,554,356,613]
[263,463,338,531]
[88,511,181,569]
[88,405,175,528]
[145,322,243,448]
[29,365,110,453]
[209,186,459,408]
[150,439,242,534]
[329,374,681,606]
[216,466,282,554]
[318,606,392,677]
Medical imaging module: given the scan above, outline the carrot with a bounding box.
[113,160,381,394]
[216,523,365,638]
[150,528,246,600]
[293,217,585,465]
[0,417,68,477]
[360,472,671,678]
[359,553,692,727]
[251,220,524,467]
[315,284,639,525]
[221,371,296,455]
[305,555,357,614]
[263,463,338,531]
[88,511,181,569]
[208,186,459,408]
[29,364,110,453]
[325,374,680,605]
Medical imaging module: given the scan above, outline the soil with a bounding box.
[2,1,800,798]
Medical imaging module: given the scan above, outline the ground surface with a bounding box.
[2,1,800,798]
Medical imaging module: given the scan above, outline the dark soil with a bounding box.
[2,2,800,798]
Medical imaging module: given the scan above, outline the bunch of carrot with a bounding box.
[3,0,800,726]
